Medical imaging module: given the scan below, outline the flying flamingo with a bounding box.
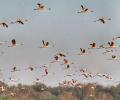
[77,5,94,14]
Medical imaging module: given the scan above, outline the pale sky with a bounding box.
[0,0,120,86]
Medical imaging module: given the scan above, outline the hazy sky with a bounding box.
[0,0,120,86]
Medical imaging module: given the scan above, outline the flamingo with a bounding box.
[107,55,120,61]
[77,5,93,14]
[81,73,89,79]
[11,19,28,25]
[11,67,20,72]
[102,74,112,80]
[58,52,66,57]
[80,68,87,73]
[78,48,91,55]
[51,55,59,63]
[11,64,20,72]
[102,41,120,49]
[0,22,8,28]
[34,3,51,12]
[102,49,114,54]
[51,52,66,63]
[40,40,50,48]
[25,66,34,71]
[62,59,74,69]
[112,36,120,40]
[45,68,48,76]
[8,39,24,47]
[94,17,111,24]
[89,42,97,49]
[95,73,112,80]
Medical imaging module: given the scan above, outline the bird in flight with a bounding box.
[57,52,66,57]
[103,41,120,49]
[89,42,99,49]
[79,48,86,54]
[8,39,24,47]
[34,3,45,11]
[89,42,96,49]
[80,68,87,73]
[40,40,54,48]
[11,19,28,25]
[51,52,66,63]
[11,39,16,47]
[102,49,114,55]
[34,3,51,12]
[89,42,104,49]
[112,36,120,40]
[42,68,48,77]
[102,74,112,80]
[40,40,49,48]
[80,68,93,79]
[62,59,74,69]
[45,68,48,75]
[25,65,34,71]
[95,73,112,80]
[0,22,9,28]
[94,17,111,24]
[77,5,94,14]
[107,55,120,61]
[81,73,92,79]
[11,65,20,72]
[108,41,116,48]
[78,48,91,55]
[51,55,59,63]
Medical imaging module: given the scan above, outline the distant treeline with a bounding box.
[0,81,119,100]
